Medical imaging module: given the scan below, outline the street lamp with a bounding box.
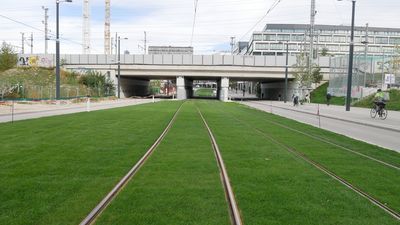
[279,41,289,103]
[338,0,356,111]
[117,36,128,98]
[55,0,72,100]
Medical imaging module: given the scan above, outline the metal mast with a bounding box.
[309,0,316,83]
[83,0,90,54]
[42,6,49,54]
[105,0,111,54]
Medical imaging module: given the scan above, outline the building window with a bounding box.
[389,37,400,45]
[333,36,347,43]
[277,34,290,41]
[340,45,349,51]
[291,34,304,42]
[264,34,276,41]
[319,35,332,42]
[270,43,283,50]
[375,37,388,44]
[255,43,269,50]
[327,45,339,51]
[253,34,263,41]
[289,44,298,51]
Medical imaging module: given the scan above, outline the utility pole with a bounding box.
[21,33,25,54]
[309,0,316,80]
[144,31,147,54]
[362,23,369,88]
[29,33,33,54]
[42,6,49,54]
[230,36,235,55]
[105,0,111,54]
[83,0,91,54]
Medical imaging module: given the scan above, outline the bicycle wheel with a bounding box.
[370,107,377,118]
[380,108,388,120]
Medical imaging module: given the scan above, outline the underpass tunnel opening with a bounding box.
[119,76,151,98]
[259,79,297,101]
[192,79,218,99]
[228,80,259,100]
[149,79,176,98]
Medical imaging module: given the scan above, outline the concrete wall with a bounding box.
[261,81,297,101]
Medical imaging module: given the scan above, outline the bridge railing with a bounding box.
[17,54,331,68]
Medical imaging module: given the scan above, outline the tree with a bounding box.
[79,71,115,96]
[292,53,323,88]
[321,47,329,56]
[0,42,18,72]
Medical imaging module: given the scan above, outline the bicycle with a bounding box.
[370,102,388,120]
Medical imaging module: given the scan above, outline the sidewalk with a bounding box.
[241,101,400,152]
[254,101,400,132]
[0,98,160,123]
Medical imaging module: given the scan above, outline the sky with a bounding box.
[1,0,400,55]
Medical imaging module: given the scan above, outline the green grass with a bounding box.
[354,89,400,111]
[193,88,216,97]
[311,82,346,105]
[197,101,399,224]
[96,101,231,225]
[1,100,399,224]
[0,101,181,225]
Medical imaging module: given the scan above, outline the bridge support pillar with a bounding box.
[176,76,187,100]
[219,77,229,102]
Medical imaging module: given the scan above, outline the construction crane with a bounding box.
[105,0,111,54]
[83,0,90,54]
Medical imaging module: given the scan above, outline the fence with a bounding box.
[329,52,400,98]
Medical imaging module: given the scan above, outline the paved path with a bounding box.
[0,98,159,123]
[240,101,400,153]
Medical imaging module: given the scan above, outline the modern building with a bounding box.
[148,46,194,55]
[244,24,400,57]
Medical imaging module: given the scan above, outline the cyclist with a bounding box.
[373,89,386,115]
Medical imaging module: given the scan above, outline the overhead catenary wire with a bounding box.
[190,0,199,46]
[0,13,102,53]
[238,0,283,41]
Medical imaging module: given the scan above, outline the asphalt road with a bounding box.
[241,101,400,153]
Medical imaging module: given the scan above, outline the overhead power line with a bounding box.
[0,13,101,53]
[238,0,283,41]
[190,0,199,46]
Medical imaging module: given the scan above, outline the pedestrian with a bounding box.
[305,94,310,103]
[278,93,281,101]
[326,92,332,106]
[293,95,299,106]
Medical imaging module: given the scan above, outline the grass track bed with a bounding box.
[222,102,400,211]
[197,101,399,224]
[0,101,181,225]
[95,101,230,225]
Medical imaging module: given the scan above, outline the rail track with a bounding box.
[243,101,400,170]
[197,107,243,225]
[79,102,184,225]
[224,110,400,221]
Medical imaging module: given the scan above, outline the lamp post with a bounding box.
[55,0,72,100]
[117,36,128,98]
[338,0,356,111]
[279,41,289,103]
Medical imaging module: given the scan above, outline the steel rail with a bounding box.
[228,113,400,221]
[79,102,184,225]
[244,101,400,170]
[197,107,243,225]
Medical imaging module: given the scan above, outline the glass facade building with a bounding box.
[243,24,400,56]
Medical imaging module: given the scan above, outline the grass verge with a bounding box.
[0,101,181,225]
